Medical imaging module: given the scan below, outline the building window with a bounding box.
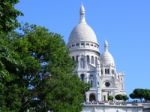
[80,58,85,68]
[89,74,94,87]
[105,82,110,87]
[72,44,75,47]
[91,56,94,64]
[87,55,90,63]
[80,74,85,81]
[76,43,79,46]
[105,69,110,74]
[90,80,93,87]
[91,44,93,46]
[86,43,89,45]
[81,43,84,45]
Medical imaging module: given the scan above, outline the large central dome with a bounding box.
[68,5,98,44]
[69,22,97,43]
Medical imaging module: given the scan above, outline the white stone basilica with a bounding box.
[66,4,150,112]
[67,5,126,103]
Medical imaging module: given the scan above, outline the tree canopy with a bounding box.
[0,0,23,32]
[108,96,113,101]
[0,24,89,112]
[115,94,128,101]
[130,88,150,102]
[0,1,88,111]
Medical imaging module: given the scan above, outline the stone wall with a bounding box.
[82,103,143,112]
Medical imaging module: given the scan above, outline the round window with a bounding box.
[105,82,110,87]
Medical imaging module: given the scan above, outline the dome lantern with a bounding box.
[80,4,86,23]
[104,40,109,52]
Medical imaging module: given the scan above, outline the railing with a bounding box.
[83,101,144,107]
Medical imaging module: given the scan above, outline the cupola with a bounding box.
[101,41,115,66]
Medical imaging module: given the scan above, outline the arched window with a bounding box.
[89,93,96,102]
[80,74,85,81]
[80,58,85,68]
[91,56,94,64]
[89,74,93,87]
[87,55,90,63]
[105,69,110,74]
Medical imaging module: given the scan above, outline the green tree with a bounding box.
[24,25,89,112]
[129,88,150,102]
[143,89,150,102]
[122,95,129,101]
[129,93,135,99]
[0,24,89,112]
[0,32,28,111]
[115,94,123,101]
[115,94,128,101]
[130,89,150,102]
[130,88,145,102]
[0,0,23,32]
[108,96,114,101]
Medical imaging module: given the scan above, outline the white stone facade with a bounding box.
[68,4,125,103]
[67,5,144,112]
[82,104,143,112]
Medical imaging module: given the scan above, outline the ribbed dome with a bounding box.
[68,4,98,44]
[69,22,98,44]
[101,41,115,66]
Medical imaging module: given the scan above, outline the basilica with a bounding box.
[66,5,146,112]
[67,4,125,103]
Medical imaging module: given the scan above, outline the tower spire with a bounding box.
[104,40,109,52]
[80,4,86,23]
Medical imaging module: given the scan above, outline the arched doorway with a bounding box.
[89,93,96,102]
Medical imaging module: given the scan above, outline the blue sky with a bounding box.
[16,0,150,95]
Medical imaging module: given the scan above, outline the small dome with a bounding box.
[68,4,98,44]
[101,41,115,66]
